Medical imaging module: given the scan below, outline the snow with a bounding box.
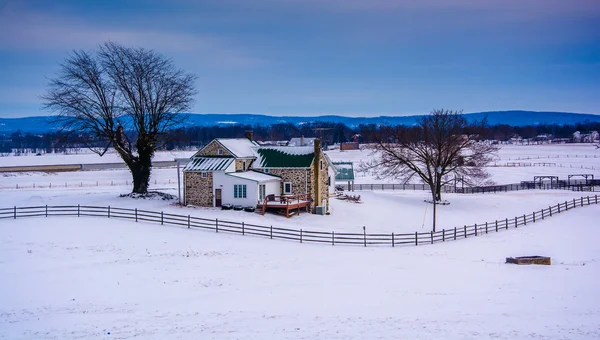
[225,171,282,183]
[1,205,599,339]
[256,145,314,155]
[217,138,258,158]
[326,144,600,184]
[1,144,600,338]
[0,150,196,167]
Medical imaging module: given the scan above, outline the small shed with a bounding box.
[333,162,355,191]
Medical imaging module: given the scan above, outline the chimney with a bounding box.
[312,138,322,212]
[300,135,305,146]
[245,130,254,141]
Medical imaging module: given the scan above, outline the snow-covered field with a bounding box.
[1,144,599,189]
[1,144,600,339]
[1,206,599,339]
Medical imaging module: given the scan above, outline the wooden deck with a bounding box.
[257,194,311,218]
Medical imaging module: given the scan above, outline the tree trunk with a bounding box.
[130,160,151,194]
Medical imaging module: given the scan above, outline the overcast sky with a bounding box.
[1,0,599,118]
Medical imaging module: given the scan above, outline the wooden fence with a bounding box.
[1,194,598,247]
[340,180,600,194]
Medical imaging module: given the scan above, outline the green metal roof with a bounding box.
[254,147,315,168]
[333,162,355,181]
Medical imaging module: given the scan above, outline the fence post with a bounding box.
[108,206,111,218]
[581,197,584,206]
[270,225,272,239]
[475,223,477,236]
[161,212,163,225]
[485,222,488,234]
[134,208,137,222]
[332,231,335,245]
[45,205,48,217]
[505,218,508,229]
[454,227,457,240]
[392,232,395,247]
[587,197,590,205]
[242,222,245,235]
[523,214,526,225]
[415,232,418,245]
[187,215,190,229]
[495,220,498,232]
[442,229,445,242]
[596,195,598,204]
[533,211,535,222]
[216,219,219,232]
[430,231,433,244]
[464,225,467,238]
[549,206,553,216]
[572,199,575,208]
[363,226,367,247]
[300,229,303,243]
[514,216,517,228]
[78,204,80,217]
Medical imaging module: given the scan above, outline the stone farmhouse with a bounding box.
[183,133,336,215]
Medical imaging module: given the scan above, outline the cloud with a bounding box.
[0,3,265,69]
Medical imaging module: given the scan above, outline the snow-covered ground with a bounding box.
[1,144,599,189]
[1,205,599,339]
[1,144,599,339]
[328,144,600,184]
[0,150,196,167]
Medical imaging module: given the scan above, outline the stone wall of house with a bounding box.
[196,140,232,157]
[307,152,330,212]
[235,158,254,171]
[265,168,309,197]
[184,171,213,207]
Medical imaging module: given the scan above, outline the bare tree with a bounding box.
[361,109,499,202]
[43,42,197,194]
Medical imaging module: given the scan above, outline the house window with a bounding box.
[284,182,292,194]
[242,160,246,171]
[320,160,323,170]
[217,149,223,155]
[201,172,207,178]
[259,184,266,201]
[328,176,331,186]
[234,184,247,198]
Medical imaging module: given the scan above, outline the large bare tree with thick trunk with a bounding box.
[361,109,499,202]
[43,42,197,194]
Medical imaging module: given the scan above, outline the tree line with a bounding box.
[2,120,599,155]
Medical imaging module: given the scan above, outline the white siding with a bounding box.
[213,171,281,207]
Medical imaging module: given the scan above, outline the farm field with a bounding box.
[1,205,599,339]
[1,143,600,339]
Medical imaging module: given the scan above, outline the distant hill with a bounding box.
[1,111,599,134]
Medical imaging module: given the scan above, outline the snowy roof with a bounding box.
[333,162,354,181]
[225,171,282,183]
[183,157,234,172]
[253,146,315,168]
[217,138,260,158]
[289,137,316,146]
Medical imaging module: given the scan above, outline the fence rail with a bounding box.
[0,178,178,190]
[2,194,598,247]
[340,180,600,194]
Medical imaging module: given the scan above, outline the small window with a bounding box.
[320,160,323,170]
[234,184,247,198]
[284,182,292,194]
[201,172,207,178]
[328,176,331,186]
[217,149,223,155]
[242,160,246,171]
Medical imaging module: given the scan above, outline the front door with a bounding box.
[215,189,222,207]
